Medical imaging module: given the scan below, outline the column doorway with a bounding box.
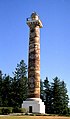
[29,106,32,113]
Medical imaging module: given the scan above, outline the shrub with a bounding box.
[0,107,27,115]
[12,107,26,113]
[0,107,2,114]
[0,107,13,115]
[18,108,26,113]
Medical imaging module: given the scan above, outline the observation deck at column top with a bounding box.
[26,12,43,28]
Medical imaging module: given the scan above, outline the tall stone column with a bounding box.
[27,12,42,99]
[22,12,45,113]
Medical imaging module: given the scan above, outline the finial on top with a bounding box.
[31,12,39,20]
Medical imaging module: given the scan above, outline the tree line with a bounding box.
[0,60,70,115]
[0,60,28,108]
[40,77,69,114]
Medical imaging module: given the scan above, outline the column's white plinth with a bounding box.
[22,98,45,114]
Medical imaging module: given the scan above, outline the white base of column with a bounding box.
[22,98,45,114]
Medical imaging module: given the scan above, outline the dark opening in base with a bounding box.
[29,106,32,113]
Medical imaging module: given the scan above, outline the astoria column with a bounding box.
[22,12,45,113]
[27,12,43,99]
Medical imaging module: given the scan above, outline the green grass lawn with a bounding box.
[0,116,70,119]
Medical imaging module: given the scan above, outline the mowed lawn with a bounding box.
[0,116,70,119]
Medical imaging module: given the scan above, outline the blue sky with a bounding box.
[0,0,70,99]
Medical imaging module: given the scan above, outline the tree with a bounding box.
[17,77,28,106]
[9,77,19,107]
[40,79,44,101]
[51,77,61,114]
[0,70,3,106]
[11,60,28,107]
[13,60,27,80]
[60,81,69,114]
[0,60,28,108]
[51,77,69,114]
[1,75,11,107]
[43,77,52,113]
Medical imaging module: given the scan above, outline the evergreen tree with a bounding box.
[0,70,2,106]
[51,77,69,114]
[1,75,11,107]
[11,60,28,107]
[43,77,52,113]
[9,77,19,107]
[40,79,44,101]
[51,77,61,114]
[13,60,27,80]
[60,81,69,114]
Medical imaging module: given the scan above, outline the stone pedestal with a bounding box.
[22,98,45,114]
